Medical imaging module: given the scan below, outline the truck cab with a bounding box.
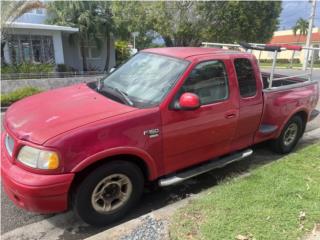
[2,47,319,226]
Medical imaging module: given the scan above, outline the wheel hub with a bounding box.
[283,123,298,146]
[91,174,132,213]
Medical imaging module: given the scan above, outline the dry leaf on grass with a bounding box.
[312,224,320,235]
[299,211,306,221]
[236,233,255,240]
[236,235,250,240]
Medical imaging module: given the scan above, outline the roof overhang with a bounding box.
[4,22,78,32]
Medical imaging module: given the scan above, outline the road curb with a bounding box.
[84,197,191,240]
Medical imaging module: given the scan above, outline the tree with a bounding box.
[290,18,309,67]
[112,1,202,47]
[112,1,281,47]
[1,1,44,65]
[198,1,282,43]
[149,1,202,46]
[46,1,113,71]
[293,18,308,36]
[111,1,154,49]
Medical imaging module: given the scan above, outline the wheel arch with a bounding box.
[68,151,155,211]
[277,108,308,138]
[294,110,308,134]
[71,147,159,181]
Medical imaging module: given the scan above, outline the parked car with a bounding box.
[2,46,319,226]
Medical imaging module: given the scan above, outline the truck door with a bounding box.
[231,57,264,150]
[161,58,239,173]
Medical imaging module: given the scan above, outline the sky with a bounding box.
[279,0,320,30]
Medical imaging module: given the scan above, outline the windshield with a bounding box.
[98,52,189,108]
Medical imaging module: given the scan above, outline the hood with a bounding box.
[5,84,138,144]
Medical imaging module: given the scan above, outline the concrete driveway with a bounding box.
[1,69,319,240]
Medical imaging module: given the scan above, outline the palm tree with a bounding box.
[1,1,44,65]
[46,1,113,72]
[290,18,309,67]
[293,18,309,37]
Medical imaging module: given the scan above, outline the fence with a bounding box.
[1,71,106,80]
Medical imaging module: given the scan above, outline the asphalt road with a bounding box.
[1,69,319,240]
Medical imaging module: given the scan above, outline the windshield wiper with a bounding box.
[97,77,104,91]
[97,82,134,107]
[113,87,134,106]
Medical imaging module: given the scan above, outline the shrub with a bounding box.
[259,59,300,64]
[115,40,131,66]
[1,87,42,107]
[1,63,55,74]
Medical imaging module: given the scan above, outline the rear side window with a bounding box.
[179,60,229,105]
[234,58,257,97]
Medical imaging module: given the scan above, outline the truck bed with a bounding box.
[254,74,319,144]
[261,72,309,89]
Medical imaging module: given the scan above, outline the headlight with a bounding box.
[17,146,59,170]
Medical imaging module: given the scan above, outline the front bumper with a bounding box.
[1,141,74,214]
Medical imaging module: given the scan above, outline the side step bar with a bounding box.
[158,149,253,187]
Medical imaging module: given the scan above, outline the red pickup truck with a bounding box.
[2,47,319,226]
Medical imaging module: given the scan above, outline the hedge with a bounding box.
[1,87,42,107]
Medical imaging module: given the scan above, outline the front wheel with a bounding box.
[271,116,304,154]
[72,161,144,226]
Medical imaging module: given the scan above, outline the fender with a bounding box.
[71,147,159,180]
[275,106,309,138]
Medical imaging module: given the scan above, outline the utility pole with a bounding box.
[132,32,139,50]
[303,0,317,70]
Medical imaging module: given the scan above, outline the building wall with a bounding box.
[5,8,115,72]
[252,27,320,63]
[62,34,116,72]
[61,33,82,71]
[4,28,65,64]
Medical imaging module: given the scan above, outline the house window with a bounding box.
[81,42,102,59]
[7,34,55,64]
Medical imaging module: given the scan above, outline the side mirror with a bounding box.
[176,92,200,110]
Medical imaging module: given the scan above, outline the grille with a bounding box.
[5,134,14,157]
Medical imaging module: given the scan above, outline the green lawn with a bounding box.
[170,143,320,240]
[259,63,320,68]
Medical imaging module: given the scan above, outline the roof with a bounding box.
[269,28,320,44]
[4,22,78,32]
[143,47,226,59]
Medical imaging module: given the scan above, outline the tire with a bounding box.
[72,161,144,226]
[271,115,304,154]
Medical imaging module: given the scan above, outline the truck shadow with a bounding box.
[50,129,320,239]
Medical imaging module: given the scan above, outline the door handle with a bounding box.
[225,113,236,119]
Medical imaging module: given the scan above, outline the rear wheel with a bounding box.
[271,116,304,154]
[73,161,144,226]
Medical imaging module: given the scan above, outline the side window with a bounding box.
[179,60,229,105]
[234,58,257,97]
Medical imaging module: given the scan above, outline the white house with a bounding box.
[3,8,115,72]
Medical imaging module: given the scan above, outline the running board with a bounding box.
[158,149,253,187]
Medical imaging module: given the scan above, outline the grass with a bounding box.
[1,87,42,107]
[259,63,320,68]
[170,143,320,240]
